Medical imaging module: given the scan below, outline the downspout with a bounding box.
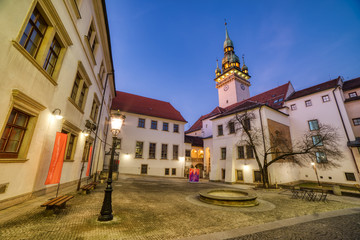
[89,72,113,180]
[332,87,359,174]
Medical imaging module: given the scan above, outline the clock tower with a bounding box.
[215,23,251,108]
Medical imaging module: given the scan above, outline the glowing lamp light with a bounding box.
[311,162,315,166]
[179,157,185,162]
[244,164,249,170]
[82,129,90,137]
[52,108,63,119]
[111,110,125,136]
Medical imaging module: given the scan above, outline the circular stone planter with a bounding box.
[199,188,259,207]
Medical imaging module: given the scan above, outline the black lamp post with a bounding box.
[98,111,125,221]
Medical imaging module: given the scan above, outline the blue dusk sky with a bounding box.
[105,0,360,130]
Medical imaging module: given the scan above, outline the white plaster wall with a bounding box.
[218,79,250,108]
[116,112,186,177]
[0,0,114,202]
[285,88,359,184]
[202,118,213,138]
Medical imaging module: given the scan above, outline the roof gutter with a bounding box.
[101,0,116,96]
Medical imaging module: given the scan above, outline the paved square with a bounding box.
[0,175,359,240]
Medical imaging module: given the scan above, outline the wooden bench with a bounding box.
[89,182,99,189]
[41,195,74,210]
[80,183,96,194]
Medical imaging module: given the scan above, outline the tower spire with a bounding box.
[242,54,248,74]
[215,59,221,77]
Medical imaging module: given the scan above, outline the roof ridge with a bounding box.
[115,91,172,105]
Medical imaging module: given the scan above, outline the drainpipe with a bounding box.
[332,87,359,174]
[89,72,113,180]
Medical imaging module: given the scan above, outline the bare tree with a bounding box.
[230,111,343,188]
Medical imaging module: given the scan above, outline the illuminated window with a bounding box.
[135,141,143,158]
[0,109,29,158]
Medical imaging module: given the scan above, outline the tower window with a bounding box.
[290,104,297,111]
[305,100,312,107]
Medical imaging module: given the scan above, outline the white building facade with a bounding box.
[110,91,187,178]
[186,26,360,186]
[0,0,115,208]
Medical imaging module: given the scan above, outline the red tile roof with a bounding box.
[343,77,360,91]
[287,77,340,100]
[185,106,226,133]
[185,82,292,132]
[185,115,205,133]
[112,91,187,122]
[226,82,291,111]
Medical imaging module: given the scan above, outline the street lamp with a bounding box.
[98,110,125,221]
[311,162,321,186]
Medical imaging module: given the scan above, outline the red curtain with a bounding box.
[86,146,93,176]
[45,132,68,185]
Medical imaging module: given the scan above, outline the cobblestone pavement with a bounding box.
[228,212,360,240]
[0,174,359,240]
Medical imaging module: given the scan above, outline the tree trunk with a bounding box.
[262,167,270,188]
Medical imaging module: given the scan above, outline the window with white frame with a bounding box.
[349,92,357,98]
[353,118,360,126]
[322,95,330,102]
[305,100,312,107]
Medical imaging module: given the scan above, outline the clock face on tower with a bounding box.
[240,83,245,90]
[224,84,229,91]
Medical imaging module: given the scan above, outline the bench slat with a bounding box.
[41,195,68,207]
[55,196,74,206]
